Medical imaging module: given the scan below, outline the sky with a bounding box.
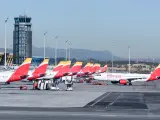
[0,0,160,59]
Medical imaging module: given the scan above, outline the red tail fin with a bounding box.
[96,64,101,72]
[148,64,160,81]
[61,61,71,75]
[100,65,107,73]
[53,61,65,72]
[81,63,91,73]
[7,58,32,82]
[32,59,49,76]
[69,62,83,74]
[90,63,97,74]
[89,63,94,73]
[54,61,71,78]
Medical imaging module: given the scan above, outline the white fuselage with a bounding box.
[94,73,150,82]
[0,71,14,82]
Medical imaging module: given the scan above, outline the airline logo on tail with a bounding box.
[81,63,92,73]
[61,61,71,74]
[53,61,66,72]
[100,65,108,73]
[147,64,160,81]
[7,58,32,82]
[96,64,101,72]
[54,61,71,78]
[69,61,83,75]
[28,59,49,80]
[90,63,101,74]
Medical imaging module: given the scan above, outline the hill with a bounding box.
[0,46,123,61]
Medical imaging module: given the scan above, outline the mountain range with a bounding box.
[0,46,123,61]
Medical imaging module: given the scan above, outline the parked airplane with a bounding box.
[65,61,83,76]
[93,64,160,85]
[37,61,67,80]
[62,61,83,90]
[53,60,71,79]
[0,58,32,84]
[34,61,71,90]
[27,59,49,81]
[89,63,101,74]
[99,65,107,73]
[77,63,93,77]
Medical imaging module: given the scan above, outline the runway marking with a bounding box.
[106,93,121,108]
[90,92,112,107]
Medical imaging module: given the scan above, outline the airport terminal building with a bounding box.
[13,15,32,65]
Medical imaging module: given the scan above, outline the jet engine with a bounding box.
[119,79,128,85]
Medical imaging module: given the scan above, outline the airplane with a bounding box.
[93,64,160,85]
[27,59,49,81]
[34,61,71,90]
[0,58,32,84]
[89,63,101,74]
[61,61,83,81]
[53,61,65,72]
[53,60,71,79]
[62,61,83,90]
[70,63,100,83]
[64,61,83,76]
[37,61,67,80]
[95,64,101,73]
[77,63,93,77]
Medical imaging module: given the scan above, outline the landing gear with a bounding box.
[128,81,132,86]
[5,82,10,85]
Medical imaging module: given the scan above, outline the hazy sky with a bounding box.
[0,0,160,59]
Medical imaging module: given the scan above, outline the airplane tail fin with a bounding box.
[61,61,71,74]
[69,61,83,74]
[148,64,160,81]
[100,65,108,73]
[53,61,65,72]
[81,63,91,73]
[96,64,101,72]
[14,58,32,75]
[7,58,32,82]
[32,59,49,75]
[54,61,71,78]
[89,63,94,73]
[90,63,97,73]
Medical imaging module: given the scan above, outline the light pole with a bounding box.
[4,17,9,69]
[111,41,114,73]
[111,52,113,73]
[65,40,68,60]
[54,36,58,66]
[43,32,47,60]
[128,46,131,74]
[68,42,72,60]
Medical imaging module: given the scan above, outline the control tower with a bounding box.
[13,15,32,64]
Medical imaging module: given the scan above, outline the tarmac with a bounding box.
[0,80,160,119]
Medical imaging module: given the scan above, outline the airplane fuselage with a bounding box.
[94,73,150,82]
